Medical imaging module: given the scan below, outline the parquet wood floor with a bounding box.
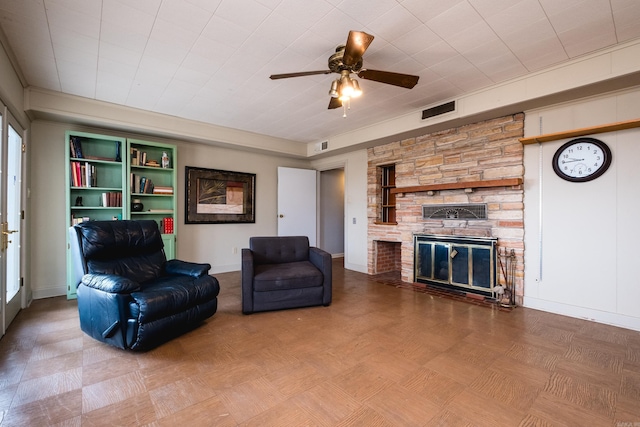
[1,259,639,426]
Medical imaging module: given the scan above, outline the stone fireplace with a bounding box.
[367,113,525,304]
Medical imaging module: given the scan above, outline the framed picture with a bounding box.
[185,166,256,224]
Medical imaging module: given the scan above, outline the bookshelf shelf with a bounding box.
[66,131,177,300]
[71,186,121,191]
[131,210,174,214]
[131,165,174,171]
[131,193,174,197]
[71,206,123,210]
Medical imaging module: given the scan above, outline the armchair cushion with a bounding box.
[253,261,323,291]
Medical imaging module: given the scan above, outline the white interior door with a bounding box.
[1,111,24,336]
[277,167,317,246]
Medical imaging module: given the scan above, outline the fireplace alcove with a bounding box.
[373,240,401,274]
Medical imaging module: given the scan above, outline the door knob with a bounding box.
[2,229,17,235]
[279,214,284,218]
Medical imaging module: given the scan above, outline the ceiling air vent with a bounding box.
[423,203,487,220]
[422,100,455,120]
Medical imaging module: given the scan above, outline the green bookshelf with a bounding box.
[65,132,178,299]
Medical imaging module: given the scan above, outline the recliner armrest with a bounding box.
[165,259,211,278]
[81,274,141,293]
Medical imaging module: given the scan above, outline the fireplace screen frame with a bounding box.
[414,234,497,296]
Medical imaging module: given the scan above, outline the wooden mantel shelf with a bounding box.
[391,178,523,195]
[519,118,640,145]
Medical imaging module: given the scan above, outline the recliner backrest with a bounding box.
[71,220,166,283]
[250,236,310,264]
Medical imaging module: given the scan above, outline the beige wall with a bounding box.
[29,120,310,298]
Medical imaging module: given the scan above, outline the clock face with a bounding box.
[552,137,612,182]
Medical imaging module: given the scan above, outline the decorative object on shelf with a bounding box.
[162,151,169,168]
[552,137,612,182]
[131,198,144,212]
[185,166,255,224]
[115,141,121,162]
[75,196,83,207]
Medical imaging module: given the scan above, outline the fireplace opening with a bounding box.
[414,234,497,297]
[374,240,401,274]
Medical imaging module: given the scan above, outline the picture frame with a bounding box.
[185,166,256,224]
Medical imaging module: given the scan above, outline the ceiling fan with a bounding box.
[269,31,419,115]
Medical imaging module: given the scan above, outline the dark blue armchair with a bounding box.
[69,220,220,351]
[242,236,332,314]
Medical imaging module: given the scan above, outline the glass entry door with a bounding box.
[1,109,24,336]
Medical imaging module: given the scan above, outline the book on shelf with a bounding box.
[137,177,154,194]
[130,148,149,166]
[130,147,138,166]
[101,192,122,207]
[70,136,83,158]
[161,217,174,234]
[70,162,96,187]
[71,215,90,226]
[153,186,173,194]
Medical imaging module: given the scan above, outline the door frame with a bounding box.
[1,105,27,336]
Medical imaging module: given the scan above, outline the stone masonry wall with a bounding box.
[368,113,525,303]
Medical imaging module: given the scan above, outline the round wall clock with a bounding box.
[552,137,612,182]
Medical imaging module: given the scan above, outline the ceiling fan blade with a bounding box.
[357,69,419,89]
[328,97,342,109]
[270,70,332,80]
[342,31,374,67]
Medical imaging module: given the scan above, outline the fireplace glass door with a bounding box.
[414,234,497,296]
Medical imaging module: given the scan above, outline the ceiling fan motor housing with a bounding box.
[328,45,363,73]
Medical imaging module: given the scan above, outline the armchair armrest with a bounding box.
[309,247,332,306]
[165,259,211,278]
[309,247,331,272]
[81,274,141,293]
[241,248,254,314]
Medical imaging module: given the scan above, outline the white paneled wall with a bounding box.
[523,88,640,330]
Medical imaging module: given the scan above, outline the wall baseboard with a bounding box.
[33,286,67,300]
[523,296,640,332]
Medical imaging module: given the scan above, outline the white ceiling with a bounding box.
[1,0,639,144]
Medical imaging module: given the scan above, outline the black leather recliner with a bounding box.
[242,236,332,314]
[69,220,220,351]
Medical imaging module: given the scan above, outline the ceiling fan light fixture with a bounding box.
[339,75,354,99]
[328,79,340,98]
[351,79,362,97]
